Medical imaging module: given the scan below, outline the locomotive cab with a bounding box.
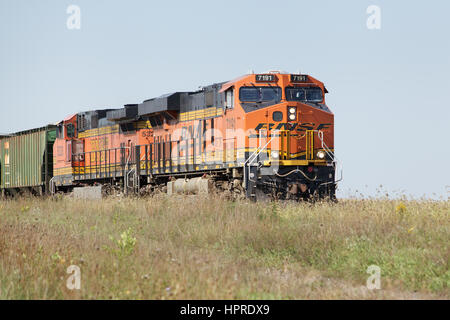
[52,114,81,187]
[224,72,337,200]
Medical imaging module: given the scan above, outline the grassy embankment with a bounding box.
[0,195,448,299]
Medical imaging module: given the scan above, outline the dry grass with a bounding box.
[0,195,448,300]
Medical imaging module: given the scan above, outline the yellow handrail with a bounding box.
[306,130,314,160]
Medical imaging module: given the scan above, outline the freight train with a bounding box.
[0,72,340,201]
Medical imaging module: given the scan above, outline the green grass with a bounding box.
[0,195,448,299]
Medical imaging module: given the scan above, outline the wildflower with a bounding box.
[21,206,30,213]
[114,228,137,257]
[51,252,61,262]
[395,202,407,214]
[408,226,415,233]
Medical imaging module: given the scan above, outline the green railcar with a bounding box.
[0,125,57,195]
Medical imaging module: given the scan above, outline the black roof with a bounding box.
[107,104,139,121]
[138,92,188,116]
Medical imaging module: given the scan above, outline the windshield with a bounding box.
[286,87,323,103]
[240,86,282,103]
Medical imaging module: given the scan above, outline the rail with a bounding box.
[72,146,129,181]
[316,130,343,183]
[243,131,277,187]
[69,135,236,185]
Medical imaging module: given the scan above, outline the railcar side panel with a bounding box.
[0,126,56,193]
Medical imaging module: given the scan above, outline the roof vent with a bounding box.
[264,70,289,74]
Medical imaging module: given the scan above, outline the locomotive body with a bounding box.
[1,72,338,200]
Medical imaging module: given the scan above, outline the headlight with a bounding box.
[271,151,279,159]
[316,150,326,159]
[288,107,296,121]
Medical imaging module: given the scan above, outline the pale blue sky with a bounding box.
[1,0,449,198]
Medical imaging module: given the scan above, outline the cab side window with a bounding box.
[225,89,234,109]
[66,124,75,138]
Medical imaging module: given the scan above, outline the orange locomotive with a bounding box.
[52,71,339,200]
